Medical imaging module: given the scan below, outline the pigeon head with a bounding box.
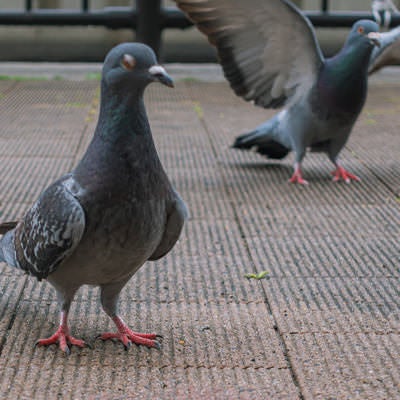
[346,20,381,49]
[101,43,174,92]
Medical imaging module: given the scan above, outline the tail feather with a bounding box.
[232,130,290,160]
[0,221,18,235]
[0,222,18,266]
[0,230,18,267]
[232,113,290,160]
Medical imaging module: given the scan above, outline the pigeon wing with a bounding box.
[175,0,324,108]
[13,176,86,280]
[149,193,188,261]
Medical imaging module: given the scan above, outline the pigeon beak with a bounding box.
[149,65,174,88]
[367,32,381,47]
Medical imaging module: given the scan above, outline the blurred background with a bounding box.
[0,0,397,62]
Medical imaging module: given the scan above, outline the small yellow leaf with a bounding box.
[245,271,269,280]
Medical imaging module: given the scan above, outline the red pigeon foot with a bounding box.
[98,316,160,350]
[332,166,360,183]
[289,165,308,185]
[36,327,85,355]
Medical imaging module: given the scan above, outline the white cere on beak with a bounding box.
[149,65,167,76]
[367,32,381,40]
[367,31,381,46]
[149,65,174,87]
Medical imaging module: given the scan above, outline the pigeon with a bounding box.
[369,25,400,73]
[372,0,398,28]
[0,42,188,353]
[174,0,381,184]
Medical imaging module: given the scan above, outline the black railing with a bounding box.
[0,1,399,56]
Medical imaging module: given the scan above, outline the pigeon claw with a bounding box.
[35,329,86,354]
[289,175,309,185]
[288,170,308,185]
[331,166,360,183]
[97,330,160,350]
[288,163,308,185]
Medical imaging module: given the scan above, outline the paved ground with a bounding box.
[0,65,399,399]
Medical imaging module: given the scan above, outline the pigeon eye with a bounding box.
[121,54,136,71]
[357,26,365,34]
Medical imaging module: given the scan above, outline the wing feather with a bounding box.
[13,176,86,280]
[175,0,324,108]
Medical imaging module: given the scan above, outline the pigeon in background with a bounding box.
[369,25,400,73]
[372,0,398,29]
[175,0,381,184]
[0,43,188,353]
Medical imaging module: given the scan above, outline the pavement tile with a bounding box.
[242,234,399,278]
[0,273,27,337]
[0,299,297,399]
[140,219,267,304]
[0,72,399,399]
[266,277,400,334]
[351,82,400,195]
[284,332,400,400]
[0,156,74,206]
[0,296,281,368]
[3,366,300,400]
[189,80,400,195]
[0,81,96,130]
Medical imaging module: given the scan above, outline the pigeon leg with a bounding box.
[98,316,160,350]
[331,164,360,183]
[98,282,160,350]
[36,311,85,354]
[289,163,308,185]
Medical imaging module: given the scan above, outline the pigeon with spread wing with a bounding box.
[175,0,381,184]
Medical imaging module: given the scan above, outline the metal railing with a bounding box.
[0,1,399,56]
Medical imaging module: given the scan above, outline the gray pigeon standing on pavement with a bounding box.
[175,0,381,184]
[0,43,188,353]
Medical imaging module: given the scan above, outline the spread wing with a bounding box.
[12,176,86,280]
[175,0,324,108]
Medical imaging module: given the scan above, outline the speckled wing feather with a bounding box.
[12,175,86,280]
[175,0,324,108]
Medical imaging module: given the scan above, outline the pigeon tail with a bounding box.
[0,230,17,267]
[0,221,18,264]
[0,245,4,264]
[0,221,17,235]
[232,115,290,160]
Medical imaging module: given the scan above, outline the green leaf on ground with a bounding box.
[244,271,269,280]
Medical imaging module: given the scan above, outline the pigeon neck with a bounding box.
[317,42,372,115]
[95,86,150,142]
[327,41,372,80]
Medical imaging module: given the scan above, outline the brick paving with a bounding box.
[0,66,399,399]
